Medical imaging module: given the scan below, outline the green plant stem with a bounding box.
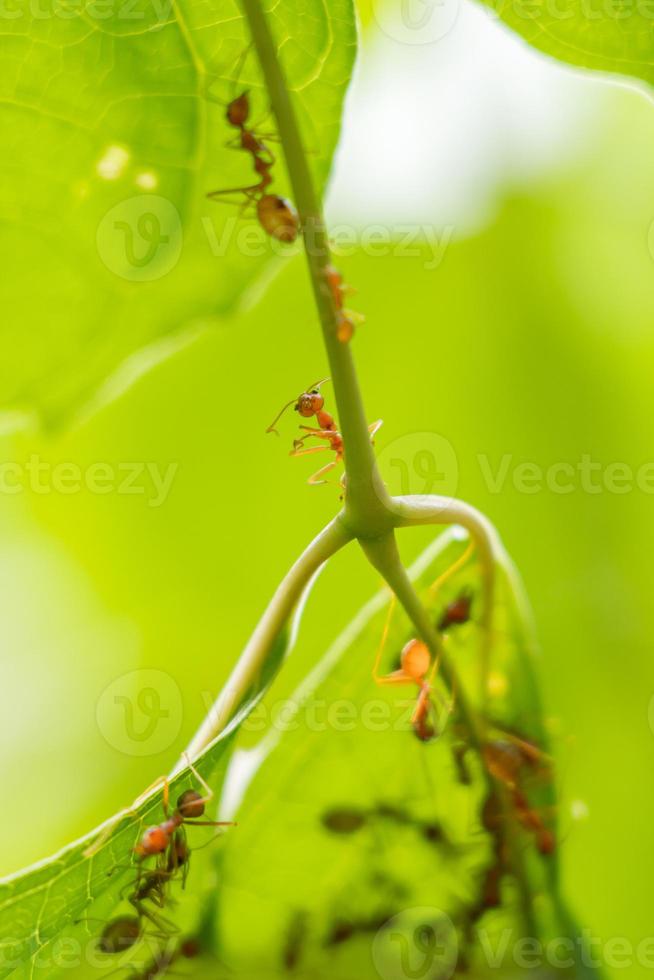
[239,0,393,539]
[178,514,351,767]
[391,494,499,709]
[360,530,485,751]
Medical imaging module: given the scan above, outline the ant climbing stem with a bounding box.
[324,264,364,344]
[372,539,476,741]
[265,377,382,486]
[206,50,299,243]
[373,596,449,742]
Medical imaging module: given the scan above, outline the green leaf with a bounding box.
[0,0,355,427]
[0,602,305,978]
[214,530,598,978]
[476,0,654,89]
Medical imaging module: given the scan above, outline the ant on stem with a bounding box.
[483,736,555,855]
[206,64,299,243]
[265,377,382,485]
[373,540,476,741]
[324,265,364,344]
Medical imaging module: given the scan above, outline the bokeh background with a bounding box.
[2,1,653,976]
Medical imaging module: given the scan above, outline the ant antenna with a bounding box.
[265,398,297,436]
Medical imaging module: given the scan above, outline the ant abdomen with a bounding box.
[99,916,141,954]
[256,194,299,243]
[177,789,205,820]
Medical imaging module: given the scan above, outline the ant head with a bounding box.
[226,91,249,128]
[177,789,205,820]
[400,638,430,681]
[99,916,141,954]
[136,824,169,858]
[296,390,324,418]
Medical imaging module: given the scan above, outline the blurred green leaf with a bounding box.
[0,610,305,978]
[214,531,592,978]
[0,0,355,426]
[476,0,654,88]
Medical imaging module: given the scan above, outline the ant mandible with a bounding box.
[265,378,382,485]
[207,84,299,243]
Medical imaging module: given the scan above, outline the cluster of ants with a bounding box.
[207,71,365,346]
[83,762,232,977]
[268,373,557,854]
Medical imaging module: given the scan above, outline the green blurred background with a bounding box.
[2,5,654,976]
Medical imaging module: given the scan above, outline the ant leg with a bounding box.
[307,460,338,486]
[371,594,416,686]
[411,683,432,725]
[368,419,383,441]
[373,594,396,683]
[181,751,214,807]
[429,538,475,598]
[162,778,170,817]
[206,188,259,218]
[180,819,235,827]
[289,445,328,458]
[133,900,177,935]
[297,425,342,438]
[83,774,167,858]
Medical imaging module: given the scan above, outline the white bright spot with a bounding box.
[571,799,590,821]
[136,171,158,190]
[96,145,130,181]
[327,0,603,236]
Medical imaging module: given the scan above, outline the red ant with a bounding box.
[207,87,298,243]
[324,265,364,344]
[438,591,473,631]
[77,912,172,957]
[373,598,442,742]
[372,540,475,741]
[483,736,555,856]
[266,378,382,485]
[134,759,233,874]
